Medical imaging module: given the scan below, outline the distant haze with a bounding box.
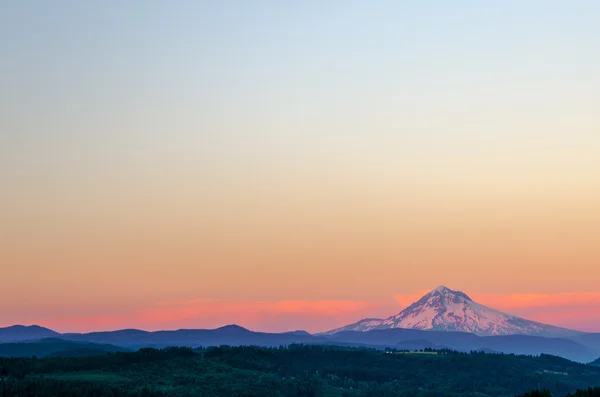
[1,1,599,333]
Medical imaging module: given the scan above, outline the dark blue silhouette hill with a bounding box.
[0,325,59,342]
[2,324,598,362]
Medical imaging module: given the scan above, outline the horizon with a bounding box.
[2,1,600,335]
[2,285,598,334]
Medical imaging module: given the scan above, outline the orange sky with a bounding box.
[1,2,600,333]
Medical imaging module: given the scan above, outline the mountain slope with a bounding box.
[323,328,596,363]
[326,286,581,337]
[568,333,600,357]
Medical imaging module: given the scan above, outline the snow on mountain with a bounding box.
[324,318,385,333]
[324,286,581,337]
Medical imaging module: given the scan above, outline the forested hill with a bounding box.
[1,345,600,397]
[0,338,129,358]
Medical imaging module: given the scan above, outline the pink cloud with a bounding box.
[393,290,430,307]
[21,291,600,334]
[470,292,600,310]
[29,299,396,334]
[468,292,600,331]
[136,299,395,333]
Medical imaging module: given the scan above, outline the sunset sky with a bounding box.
[1,1,599,334]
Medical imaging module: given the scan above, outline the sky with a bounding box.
[1,1,599,334]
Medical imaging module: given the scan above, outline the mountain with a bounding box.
[325,286,581,337]
[0,322,595,362]
[60,324,595,362]
[0,325,60,342]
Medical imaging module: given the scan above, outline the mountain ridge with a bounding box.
[0,325,60,342]
[1,323,597,362]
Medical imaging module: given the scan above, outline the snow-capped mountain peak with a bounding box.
[431,285,460,294]
[323,286,580,337]
[423,285,473,303]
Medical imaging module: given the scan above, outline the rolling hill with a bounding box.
[0,325,59,342]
